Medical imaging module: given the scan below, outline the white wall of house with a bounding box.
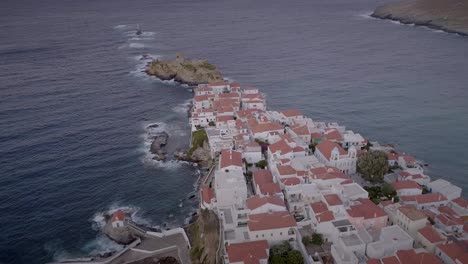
[396,188,423,197]
[248,227,296,245]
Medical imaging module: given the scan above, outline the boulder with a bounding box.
[145,53,224,86]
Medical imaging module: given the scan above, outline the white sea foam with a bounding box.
[172,99,192,114]
[139,121,189,169]
[114,24,131,30]
[81,235,123,256]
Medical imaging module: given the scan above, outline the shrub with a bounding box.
[255,160,268,169]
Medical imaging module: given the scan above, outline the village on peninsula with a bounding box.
[52,55,467,264]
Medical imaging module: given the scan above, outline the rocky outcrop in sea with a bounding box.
[372,0,468,36]
[145,53,224,85]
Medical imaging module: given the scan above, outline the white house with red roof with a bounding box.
[247,211,297,244]
[347,198,388,231]
[246,195,287,215]
[400,193,448,210]
[449,197,467,217]
[307,201,337,235]
[252,170,282,197]
[207,81,232,94]
[434,213,464,234]
[308,166,352,188]
[250,122,284,142]
[416,225,447,253]
[280,109,304,125]
[398,169,431,186]
[219,149,243,172]
[111,210,125,228]
[200,186,216,210]
[193,94,215,109]
[395,206,428,238]
[287,124,312,144]
[194,85,214,96]
[314,141,357,175]
[435,242,468,264]
[392,180,422,197]
[225,240,269,264]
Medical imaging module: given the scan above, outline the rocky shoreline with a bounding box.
[145,53,224,86]
[371,0,468,36]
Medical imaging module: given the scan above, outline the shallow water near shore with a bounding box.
[1,0,467,263]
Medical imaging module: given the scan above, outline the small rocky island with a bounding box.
[145,53,224,85]
[372,0,468,36]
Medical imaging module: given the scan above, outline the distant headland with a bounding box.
[372,0,468,36]
[145,53,224,85]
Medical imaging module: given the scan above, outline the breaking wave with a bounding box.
[172,99,192,115]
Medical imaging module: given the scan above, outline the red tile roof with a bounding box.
[281,109,302,117]
[436,214,464,226]
[227,240,269,264]
[316,210,335,223]
[396,249,442,264]
[291,125,310,136]
[251,122,283,134]
[348,198,387,219]
[259,182,282,195]
[111,210,125,222]
[387,153,399,161]
[418,225,445,243]
[216,115,234,122]
[382,256,400,264]
[201,186,215,204]
[324,194,343,206]
[452,197,468,209]
[220,150,242,169]
[277,165,296,176]
[324,129,343,142]
[436,243,468,264]
[268,139,293,155]
[311,133,324,140]
[246,195,285,210]
[248,211,297,231]
[253,170,274,184]
[316,141,347,161]
[310,201,329,214]
[398,206,427,221]
[401,193,447,204]
[280,177,301,186]
[392,180,421,190]
[367,259,381,264]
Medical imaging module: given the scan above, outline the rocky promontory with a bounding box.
[145,53,224,86]
[372,0,468,36]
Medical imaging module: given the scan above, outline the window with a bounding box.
[271,233,273,237]
[262,234,264,237]
[280,232,283,235]
[256,235,258,238]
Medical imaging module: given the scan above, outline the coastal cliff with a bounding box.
[145,53,224,85]
[372,0,468,36]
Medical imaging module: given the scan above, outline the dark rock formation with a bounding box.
[145,53,224,86]
[189,141,212,169]
[150,131,169,161]
[372,0,468,36]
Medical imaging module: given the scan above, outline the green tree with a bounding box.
[357,151,389,183]
[255,160,268,169]
[382,183,397,199]
[269,242,304,264]
[311,233,324,246]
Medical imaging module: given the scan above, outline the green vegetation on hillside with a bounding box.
[188,129,208,156]
[200,62,216,70]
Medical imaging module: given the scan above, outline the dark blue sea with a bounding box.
[1,0,467,263]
